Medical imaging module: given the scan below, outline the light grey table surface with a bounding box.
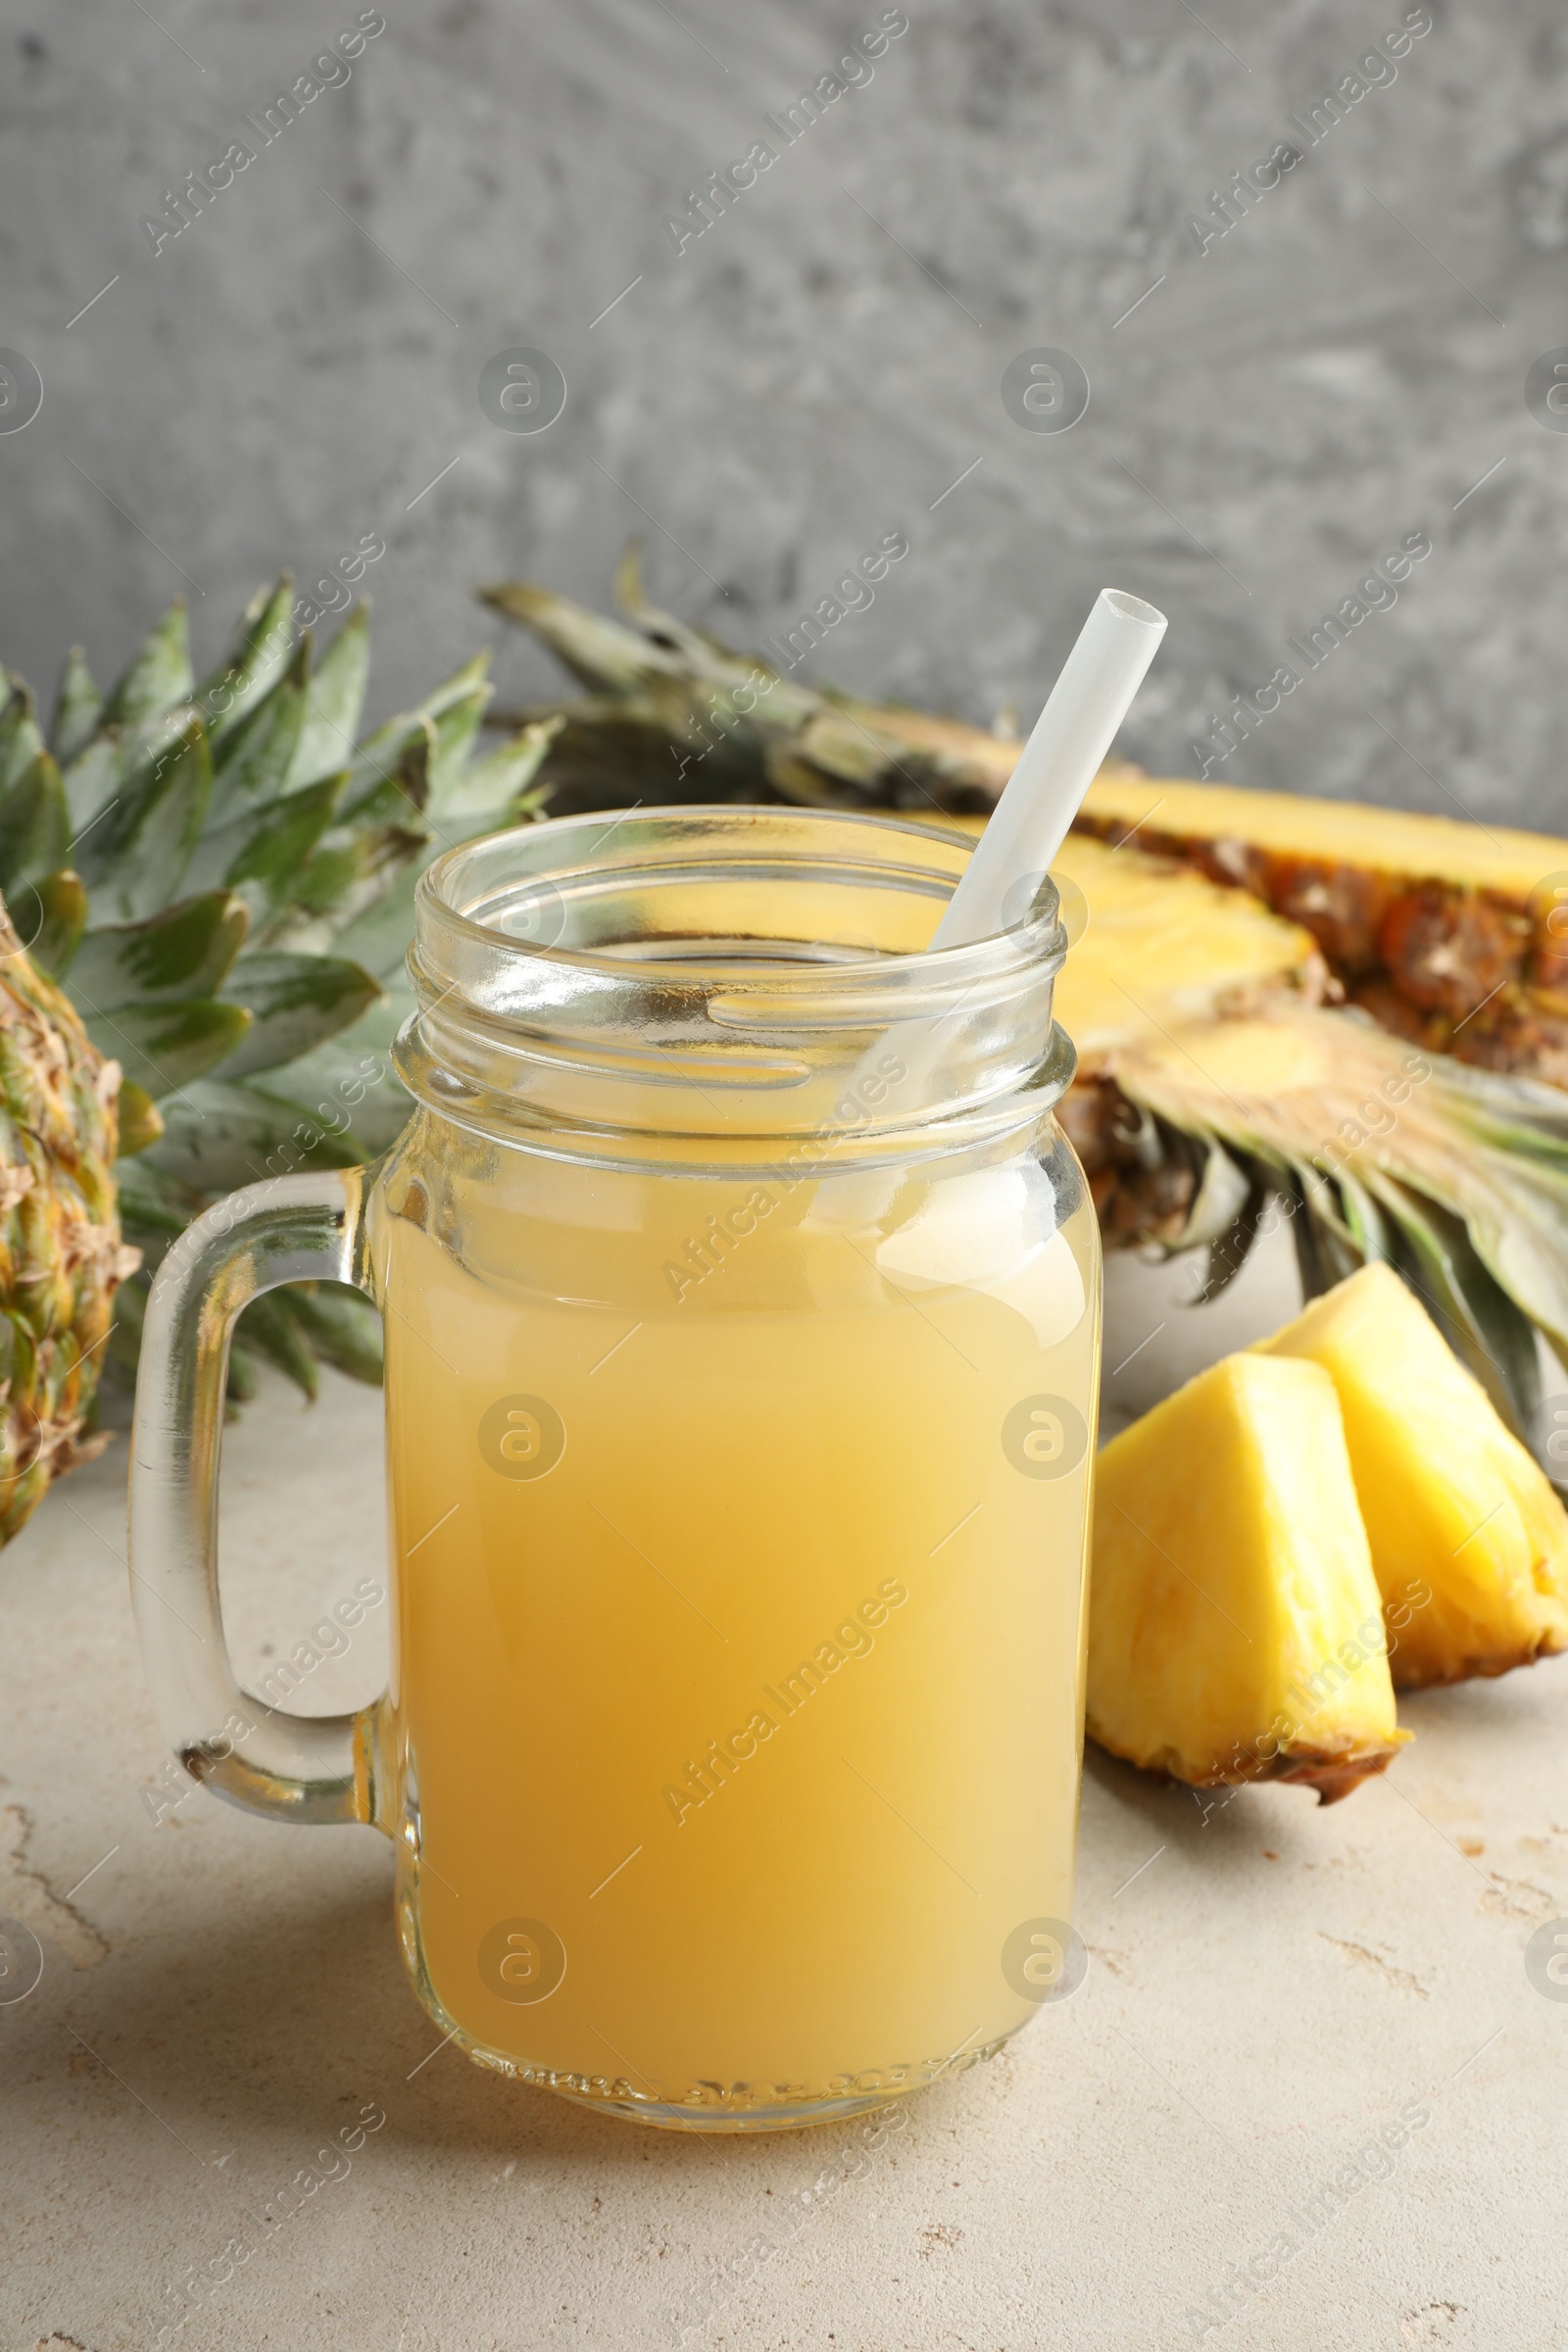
[2,1226,1564,2352]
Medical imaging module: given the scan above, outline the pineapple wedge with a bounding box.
[1089,1353,1407,1801]
[1254,1263,1568,1687]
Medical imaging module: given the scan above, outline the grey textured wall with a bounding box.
[2,0,1566,826]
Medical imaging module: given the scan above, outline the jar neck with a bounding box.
[393,807,1071,1173]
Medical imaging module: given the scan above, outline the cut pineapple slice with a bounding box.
[1088,1353,1406,1801]
[1254,1262,1568,1687]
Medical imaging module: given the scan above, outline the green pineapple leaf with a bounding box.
[281,835,380,928]
[74,716,214,920]
[217,952,383,1077]
[80,997,253,1099]
[211,640,309,809]
[339,654,490,819]
[341,715,432,828]
[478,573,691,694]
[103,598,192,727]
[427,684,489,800]
[1365,1174,1543,1432]
[286,1281,384,1383]
[147,1074,371,1194]
[329,865,423,977]
[0,682,44,796]
[287,607,370,790]
[420,652,492,722]
[271,995,409,1155]
[186,773,343,908]
[59,728,122,841]
[195,578,295,744]
[116,1148,187,1244]
[50,648,102,764]
[427,715,560,832]
[1331,1166,1397,1266]
[68,893,250,1005]
[292,800,433,936]
[0,753,70,893]
[342,710,435,823]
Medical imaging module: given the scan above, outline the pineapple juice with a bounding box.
[375,1131,1100,2117]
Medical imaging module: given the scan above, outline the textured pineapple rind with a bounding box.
[0,902,135,1541]
[1254,1262,1568,1689]
[1088,1354,1406,1798]
[1088,1727,1404,1799]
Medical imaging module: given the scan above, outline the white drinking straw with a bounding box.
[817,589,1168,1161]
[929,587,1167,952]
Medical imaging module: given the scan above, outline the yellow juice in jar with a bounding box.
[376,1130,1099,2118]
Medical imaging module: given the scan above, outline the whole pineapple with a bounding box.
[0,896,135,1541]
[0,578,553,1538]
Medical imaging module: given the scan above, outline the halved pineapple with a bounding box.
[1088,1352,1406,1801]
[1254,1263,1568,1687]
[480,562,1568,1081]
[480,564,1568,1443]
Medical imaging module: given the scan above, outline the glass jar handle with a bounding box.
[127,1167,386,1828]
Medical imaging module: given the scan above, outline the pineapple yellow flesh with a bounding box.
[1254,1263,1568,1688]
[1045,835,1323,1055]
[1088,1353,1406,1800]
[1079,770,1566,905]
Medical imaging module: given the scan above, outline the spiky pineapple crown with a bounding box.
[0,578,555,1397]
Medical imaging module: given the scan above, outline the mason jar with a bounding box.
[129,806,1101,2131]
